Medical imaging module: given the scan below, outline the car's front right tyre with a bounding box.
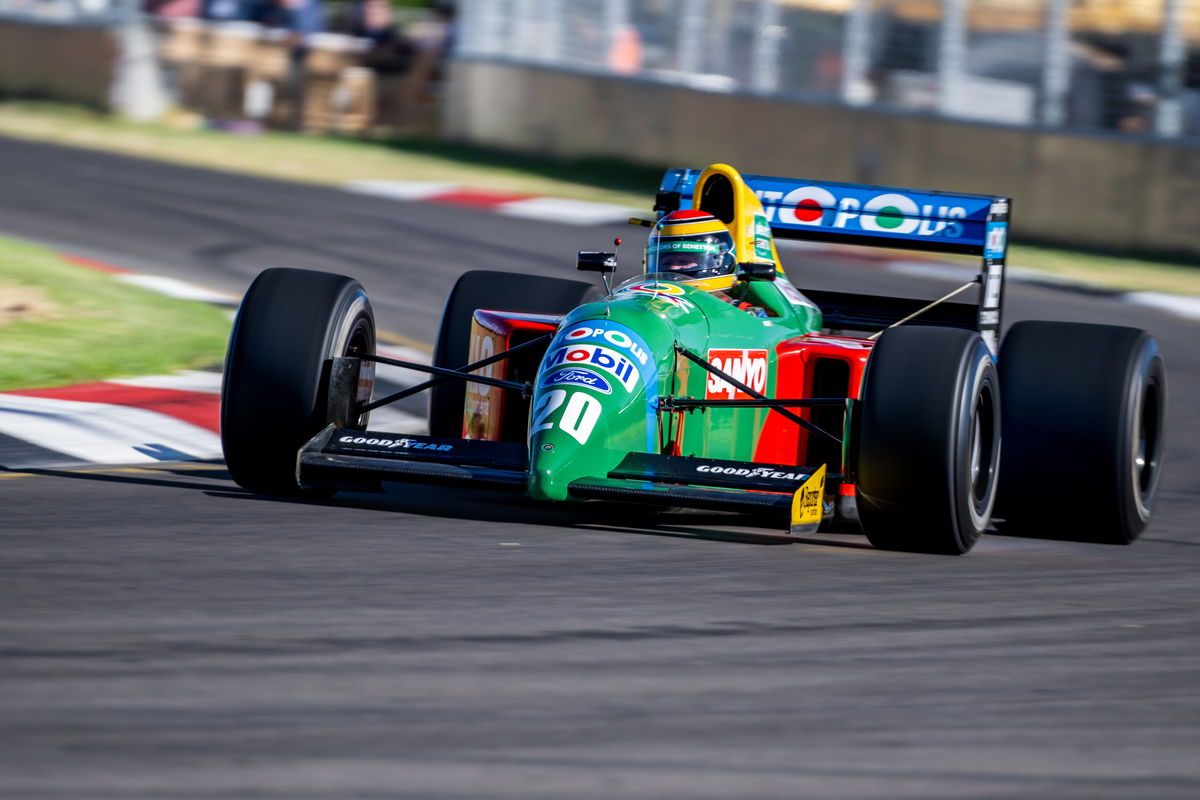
[221,268,375,496]
[855,325,1000,555]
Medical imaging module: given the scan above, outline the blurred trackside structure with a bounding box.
[0,1,129,113]
[448,0,1200,257]
[155,20,441,134]
[0,0,444,134]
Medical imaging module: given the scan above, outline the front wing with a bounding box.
[297,425,834,521]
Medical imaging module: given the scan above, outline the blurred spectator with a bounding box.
[349,0,415,75]
[1117,82,1156,134]
[359,2,455,134]
[1183,90,1200,137]
[246,0,324,38]
[424,3,457,83]
[243,0,325,131]
[607,24,642,75]
[144,0,201,18]
[201,0,249,21]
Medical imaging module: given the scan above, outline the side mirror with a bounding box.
[577,251,616,273]
[736,261,777,282]
[653,190,681,215]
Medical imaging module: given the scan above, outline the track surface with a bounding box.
[2,136,1198,798]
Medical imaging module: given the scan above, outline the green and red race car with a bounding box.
[219,163,1166,555]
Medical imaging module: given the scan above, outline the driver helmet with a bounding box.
[645,210,736,280]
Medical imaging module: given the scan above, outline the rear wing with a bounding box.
[658,168,1010,353]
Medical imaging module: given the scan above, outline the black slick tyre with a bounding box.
[221,268,375,496]
[855,326,1000,555]
[995,321,1166,544]
[428,270,598,437]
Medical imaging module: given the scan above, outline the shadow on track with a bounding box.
[3,462,231,492]
[207,481,877,550]
[6,460,876,550]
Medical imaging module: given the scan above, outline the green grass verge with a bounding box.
[1008,244,1200,296]
[0,236,231,390]
[0,102,655,208]
[0,101,1197,297]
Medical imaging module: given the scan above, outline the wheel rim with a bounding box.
[328,289,375,430]
[969,383,998,512]
[1132,372,1163,514]
[329,290,374,357]
[345,318,372,357]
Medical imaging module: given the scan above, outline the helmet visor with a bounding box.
[646,237,734,278]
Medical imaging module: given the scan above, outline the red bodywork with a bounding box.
[463,310,559,441]
[755,333,875,498]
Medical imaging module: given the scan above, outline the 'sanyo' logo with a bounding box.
[756,186,967,238]
[706,349,768,400]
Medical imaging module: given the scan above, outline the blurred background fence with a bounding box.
[457,0,1200,140]
[447,0,1200,255]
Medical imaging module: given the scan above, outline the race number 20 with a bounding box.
[531,389,602,444]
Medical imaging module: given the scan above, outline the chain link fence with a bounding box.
[457,0,1200,139]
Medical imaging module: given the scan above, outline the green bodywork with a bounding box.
[526,275,823,501]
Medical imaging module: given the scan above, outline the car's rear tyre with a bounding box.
[855,326,1000,555]
[221,268,375,496]
[428,270,598,437]
[995,321,1165,544]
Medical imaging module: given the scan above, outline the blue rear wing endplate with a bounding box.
[659,168,1009,258]
[658,168,1012,355]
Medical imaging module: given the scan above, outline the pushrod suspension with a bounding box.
[661,397,848,409]
[355,335,552,417]
[357,334,554,412]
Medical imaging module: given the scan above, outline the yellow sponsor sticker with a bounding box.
[789,464,826,535]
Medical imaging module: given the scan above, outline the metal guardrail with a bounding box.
[456,0,1200,140]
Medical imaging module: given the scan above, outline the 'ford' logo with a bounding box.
[544,368,612,394]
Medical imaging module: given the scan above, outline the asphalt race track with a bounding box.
[2,136,1198,798]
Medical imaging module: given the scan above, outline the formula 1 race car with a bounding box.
[220,163,1166,554]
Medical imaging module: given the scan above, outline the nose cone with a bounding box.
[525,305,679,502]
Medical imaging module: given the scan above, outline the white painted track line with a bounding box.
[346,180,456,200]
[498,196,639,225]
[1122,291,1200,322]
[117,274,240,305]
[108,371,224,393]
